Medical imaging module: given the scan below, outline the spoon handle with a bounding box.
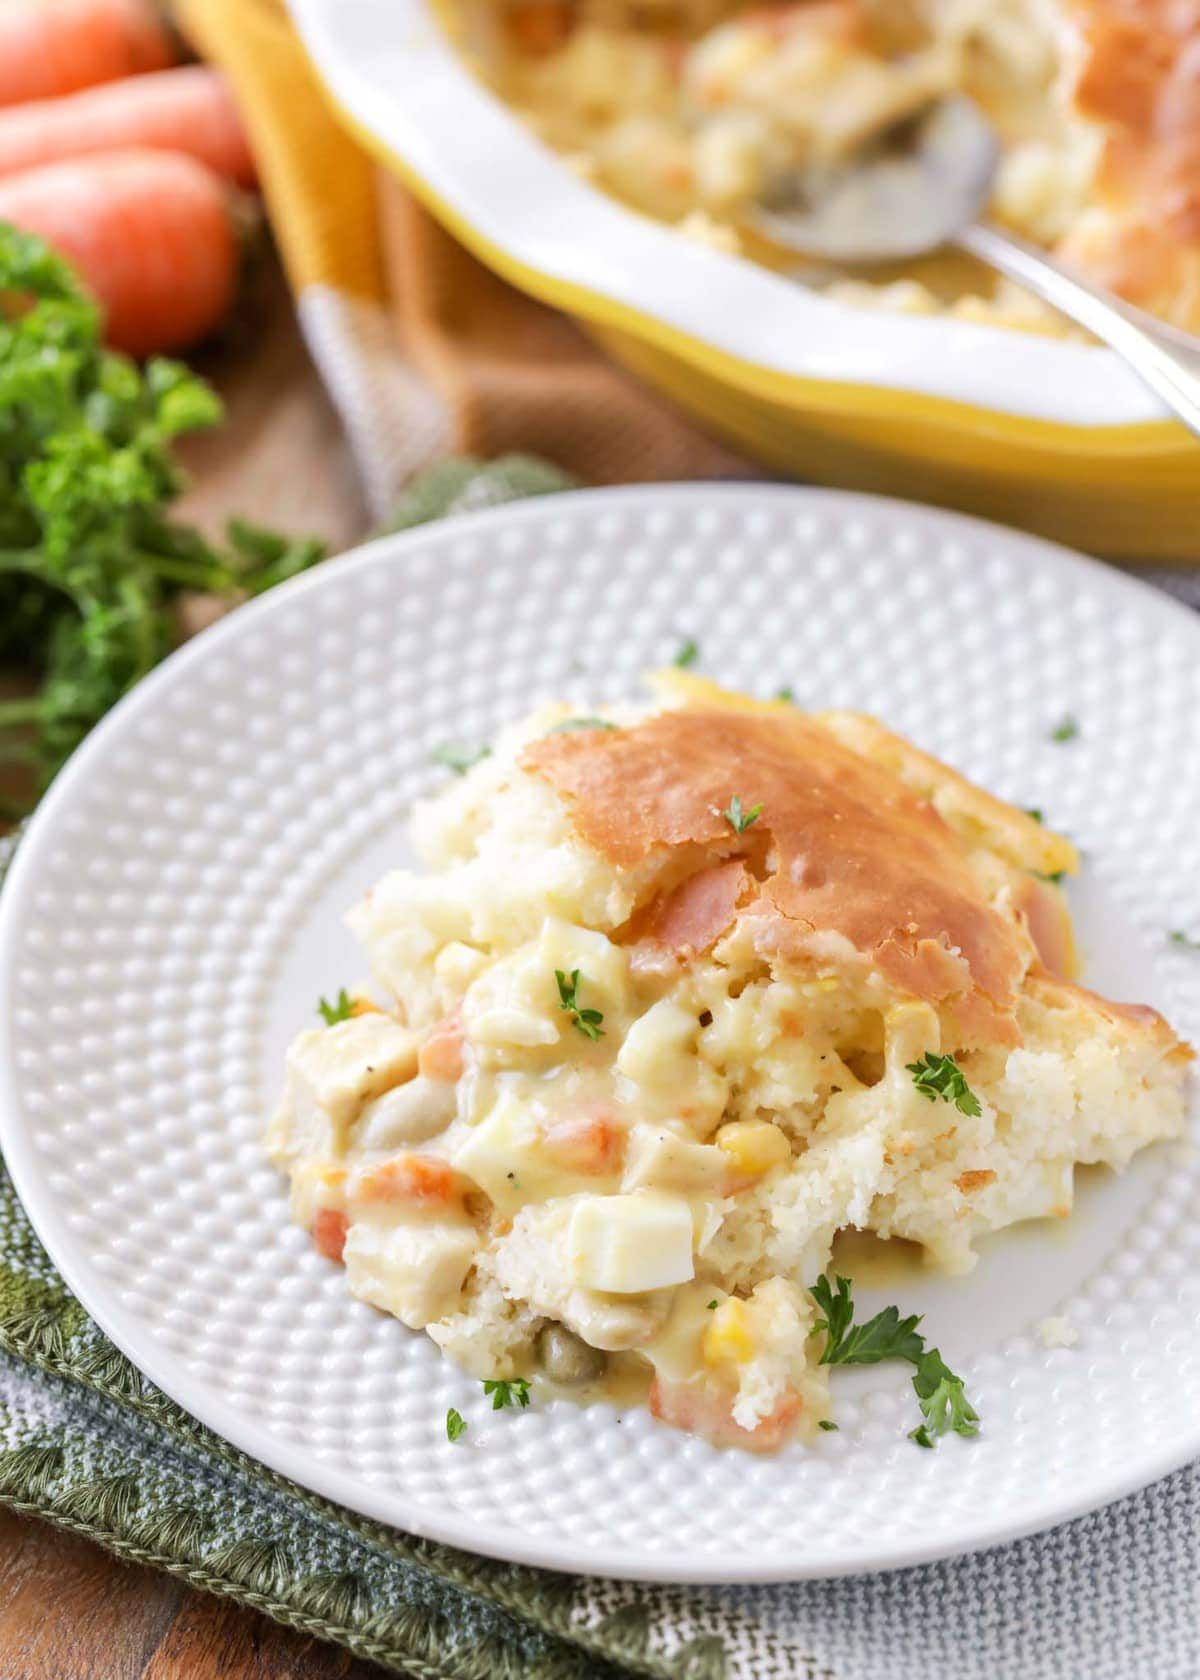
[957,222,1200,436]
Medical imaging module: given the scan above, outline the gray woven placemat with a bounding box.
[2,459,1199,1680]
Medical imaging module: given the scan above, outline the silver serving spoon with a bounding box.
[748,95,1200,436]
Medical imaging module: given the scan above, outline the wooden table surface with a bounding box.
[1,267,403,1680]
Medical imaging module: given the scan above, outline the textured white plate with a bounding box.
[2,486,1199,1584]
[287,0,1169,426]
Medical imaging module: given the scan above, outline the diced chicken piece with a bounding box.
[567,1290,670,1352]
[621,1123,730,1195]
[567,1191,695,1293]
[268,1018,420,1167]
[343,1220,477,1329]
[454,1095,624,1212]
[491,1200,672,1350]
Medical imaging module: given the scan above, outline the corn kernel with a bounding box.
[703,1299,754,1365]
[715,1119,791,1176]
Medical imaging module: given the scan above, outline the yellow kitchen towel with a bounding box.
[173,0,750,518]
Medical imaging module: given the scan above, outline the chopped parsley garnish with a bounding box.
[810,1274,978,1449]
[1025,807,1044,823]
[1170,930,1200,951]
[723,794,763,835]
[482,1378,531,1411]
[706,1299,719,1310]
[673,637,699,668]
[1049,715,1079,743]
[810,1275,924,1366]
[431,741,491,775]
[317,989,354,1026]
[546,716,618,735]
[555,968,605,1040]
[818,1419,839,1432]
[445,1407,468,1442]
[909,1348,980,1448]
[1035,869,1066,885]
[774,686,796,704]
[906,1052,982,1117]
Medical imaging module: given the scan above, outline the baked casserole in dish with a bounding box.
[288,0,1200,555]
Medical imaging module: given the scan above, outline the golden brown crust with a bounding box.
[524,705,1029,1045]
[1060,1,1200,327]
[1026,967,1196,1064]
[811,710,1079,879]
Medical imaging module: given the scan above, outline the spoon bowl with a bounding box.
[745,93,1200,439]
[748,95,999,264]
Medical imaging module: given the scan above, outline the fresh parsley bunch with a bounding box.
[0,223,325,814]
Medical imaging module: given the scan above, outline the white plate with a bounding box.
[286,0,1169,427]
[2,486,1198,1584]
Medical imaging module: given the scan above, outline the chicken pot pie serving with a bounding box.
[440,0,1200,336]
[270,674,1191,1452]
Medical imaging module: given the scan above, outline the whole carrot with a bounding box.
[0,149,238,355]
[0,66,256,186]
[0,0,174,107]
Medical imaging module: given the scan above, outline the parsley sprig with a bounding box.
[909,1348,980,1448]
[810,1275,925,1366]
[431,742,491,775]
[555,968,605,1040]
[723,795,763,835]
[317,989,354,1026]
[0,225,325,811]
[482,1378,531,1411]
[546,716,618,735]
[811,1274,979,1449]
[906,1052,982,1117]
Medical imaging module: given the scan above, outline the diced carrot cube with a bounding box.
[355,1154,459,1207]
[312,1208,348,1263]
[541,1113,624,1174]
[649,1374,803,1452]
[419,1015,465,1083]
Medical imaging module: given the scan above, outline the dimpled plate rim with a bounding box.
[0,485,1198,1585]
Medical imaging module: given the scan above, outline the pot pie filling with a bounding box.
[270,674,1192,1451]
[439,0,1200,335]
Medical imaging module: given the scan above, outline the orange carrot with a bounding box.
[312,1209,349,1264]
[0,0,174,108]
[418,1015,465,1083]
[0,149,238,355]
[355,1155,460,1208]
[0,67,256,187]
